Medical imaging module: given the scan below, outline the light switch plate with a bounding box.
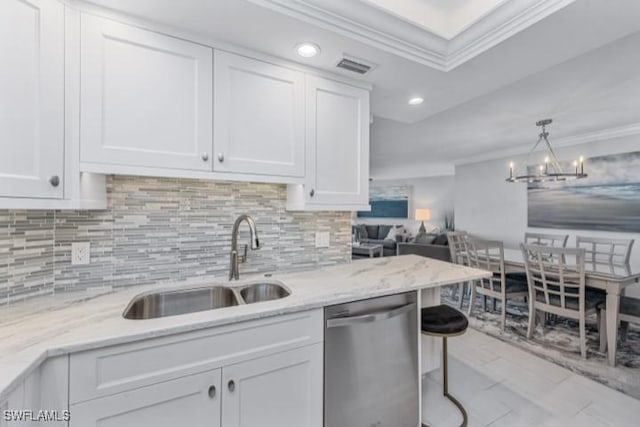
[71,242,91,265]
[315,232,330,248]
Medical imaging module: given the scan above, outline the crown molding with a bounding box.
[454,122,640,166]
[247,0,448,69]
[248,0,576,71]
[447,0,575,70]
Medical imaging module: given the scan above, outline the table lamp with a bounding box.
[415,209,431,234]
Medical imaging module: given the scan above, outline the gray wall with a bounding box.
[355,175,455,235]
[455,133,640,296]
[0,176,351,305]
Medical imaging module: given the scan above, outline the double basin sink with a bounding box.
[123,281,290,320]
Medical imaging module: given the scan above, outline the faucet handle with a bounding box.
[239,244,248,263]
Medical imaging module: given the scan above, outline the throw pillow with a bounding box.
[385,227,398,241]
[433,234,449,246]
[365,225,379,240]
[356,224,368,240]
[414,233,435,244]
[378,225,392,240]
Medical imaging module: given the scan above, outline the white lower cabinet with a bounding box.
[0,382,24,427]
[67,310,324,427]
[69,345,322,427]
[69,370,222,427]
[0,356,68,427]
[221,344,323,427]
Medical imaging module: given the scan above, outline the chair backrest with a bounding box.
[467,239,506,294]
[524,232,569,248]
[520,243,586,315]
[446,231,469,265]
[524,232,570,263]
[576,236,634,265]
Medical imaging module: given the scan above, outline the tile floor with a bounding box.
[423,328,640,427]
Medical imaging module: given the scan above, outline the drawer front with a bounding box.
[70,309,322,404]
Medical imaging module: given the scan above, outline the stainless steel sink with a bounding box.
[123,286,240,320]
[123,281,291,319]
[239,282,290,304]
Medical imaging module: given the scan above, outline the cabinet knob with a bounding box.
[49,175,60,187]
[309,189,315,197]
[217,153,225,163]
[202,152,209,161]
[208,385,216,399]
[228,380,235,392]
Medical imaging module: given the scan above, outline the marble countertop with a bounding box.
[0,255,490,400]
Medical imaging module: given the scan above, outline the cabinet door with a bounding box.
[0,0,64,199]
[221,344,323,427]
[213,50,304,178]
[69,370,221,427]
[80,14,213,171]
[0,382,24,427]
[305,76,369,206]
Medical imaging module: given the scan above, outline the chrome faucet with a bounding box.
[229,214,260,280]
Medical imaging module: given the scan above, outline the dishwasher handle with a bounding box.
[326,303,416,328]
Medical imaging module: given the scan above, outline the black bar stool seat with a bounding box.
[421,304,469,427]
[422,304,469,336]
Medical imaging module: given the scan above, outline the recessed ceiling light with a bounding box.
[408,96,424,105]
[296,42,320,58]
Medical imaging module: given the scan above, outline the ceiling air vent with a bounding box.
[335,55,375,75]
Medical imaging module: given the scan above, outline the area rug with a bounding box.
[440,287,640,400]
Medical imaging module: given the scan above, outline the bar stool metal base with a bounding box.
[442,336,468,427]
[422,334,468,427]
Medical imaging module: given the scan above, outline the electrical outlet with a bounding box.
[315,232,330,248]
[71,242,91,265]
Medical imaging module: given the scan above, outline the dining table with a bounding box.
[502,248,640,366]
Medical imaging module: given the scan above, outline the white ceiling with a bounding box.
[84,0,640,177]
[371,31,640,178]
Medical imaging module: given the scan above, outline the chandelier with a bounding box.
[506,119,587,183]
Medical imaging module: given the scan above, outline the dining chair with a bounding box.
[520,244,604,358]
[524,232,569,248]
[466,239,528,331]
[577,236,635,339]
[598,296,640,355]
[576,236,635,265]
[447,231,470,309]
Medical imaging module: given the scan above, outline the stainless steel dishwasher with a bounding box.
[324,292,419,427]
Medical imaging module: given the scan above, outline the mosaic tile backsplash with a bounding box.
[0,176,352,304]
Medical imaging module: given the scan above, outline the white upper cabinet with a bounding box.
[213,50,305,179]
[0,0,65,199]
[80,14,213,171]
[288,76,370,210]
